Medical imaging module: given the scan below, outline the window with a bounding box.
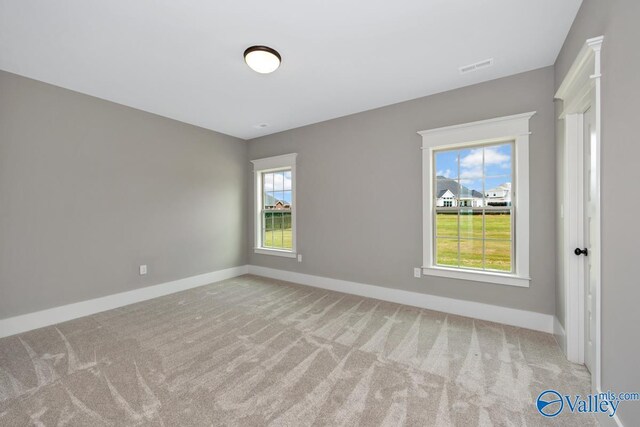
[251,154,297,257]
[419,113,533,287]
[434,142,513,272]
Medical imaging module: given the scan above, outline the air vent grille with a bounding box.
[459,58,494,74]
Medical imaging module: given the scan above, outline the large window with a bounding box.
[251,154,297,257]
[434,142,513,272]
[419,113,533,287]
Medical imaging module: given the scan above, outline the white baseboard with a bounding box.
[597,410,624,427]
[596,388,625,427]
[248,266,554,333]
[0,264,555,338]
[0,265,249,339]
[554,316,567,354]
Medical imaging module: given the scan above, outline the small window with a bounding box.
[251,154,297,258]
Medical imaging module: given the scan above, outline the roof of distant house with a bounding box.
[264,193,290,206]
[435,176,483,198]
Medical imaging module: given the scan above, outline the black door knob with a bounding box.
[574,247,588,256]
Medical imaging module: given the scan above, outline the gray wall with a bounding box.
[0,70,248,319]
[556,0,640,424]
[248,67,557,315]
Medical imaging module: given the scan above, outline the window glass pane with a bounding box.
[485,210,511,240]
[265,213,281,248]
[435,212,458,238]
[435,238,458,267]
[459,209,482,239]
[484,143,512,177]
[485,240,511,272]
[484,177,512,207]
[275,191,285,208]
[459,147,483,180]
[263,173,274,192]
[282,212,292,250]
[273,212,283,249]
[458,178,483,207]
[265,191,276,209]
[274,171,285,192]
[282,190,292,206]
[283,170,292,190]
[263,212,274,247]
[435,178,458,207]
[459,239,483,269]
[435,150,459,179]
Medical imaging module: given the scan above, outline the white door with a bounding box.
[582,106,597,374]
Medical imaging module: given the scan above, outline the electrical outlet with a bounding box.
[413,268,421,278]
[139,264,147,275]
[297,254,302,262]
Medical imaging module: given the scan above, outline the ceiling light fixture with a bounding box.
[244,45,281,74]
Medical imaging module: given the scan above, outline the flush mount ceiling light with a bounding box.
[244,45,281,74]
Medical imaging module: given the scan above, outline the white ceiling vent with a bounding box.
[459,58,494,74]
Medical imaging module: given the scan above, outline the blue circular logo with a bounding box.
[537,390,564,417]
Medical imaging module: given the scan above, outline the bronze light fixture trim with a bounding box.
[244,45,281,74]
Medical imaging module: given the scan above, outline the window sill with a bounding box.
[421,266,530,288]
[254,248,297,258]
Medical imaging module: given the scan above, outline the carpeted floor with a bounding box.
[0,275,594,426]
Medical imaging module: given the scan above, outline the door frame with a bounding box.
[555,36,603,392]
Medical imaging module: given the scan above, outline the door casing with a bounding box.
[555,36,603,393]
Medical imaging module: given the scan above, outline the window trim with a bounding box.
[251,153,297,258]
[419,112,534,287]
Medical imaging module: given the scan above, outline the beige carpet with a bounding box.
[0,275,594,426]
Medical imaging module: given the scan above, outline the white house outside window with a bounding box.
[251,154,297,258]
[419,113,533,287]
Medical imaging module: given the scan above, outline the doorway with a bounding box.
[555,35,603,394]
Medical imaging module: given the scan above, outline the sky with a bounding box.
[263,170,293,203]
[435,143,512,193]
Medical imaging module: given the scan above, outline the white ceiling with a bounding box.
[0,0,582,139]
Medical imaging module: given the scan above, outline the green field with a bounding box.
[264,228,293,249]
[435,212,511,271]
[261,213,510,270]
[263,211,293,250]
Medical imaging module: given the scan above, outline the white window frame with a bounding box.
[419,112,534,287]
[251,153,297,258]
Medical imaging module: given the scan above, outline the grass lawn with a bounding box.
[264,228,293,250]
[435,212,511,271]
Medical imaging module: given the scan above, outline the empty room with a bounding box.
[1,0,638,425]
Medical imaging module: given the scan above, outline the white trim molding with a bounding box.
[251,153,298,258]
[596,386,625,427]
[253,248,297,258]
[556,36,604,117]
[0,265,249,338]
[418,112,535,287]
[422,265,530,288]
[555,35,603,394]
[248,265,554,333]
[554,316,567,355]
